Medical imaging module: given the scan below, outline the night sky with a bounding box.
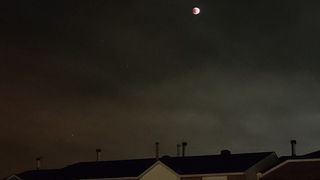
[1,0,320,177]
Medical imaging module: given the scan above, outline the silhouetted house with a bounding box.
[258,150,320,180]
[161,151,277,180]
[6,151,277,180]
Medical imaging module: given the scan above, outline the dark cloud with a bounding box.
[1,0,320,178]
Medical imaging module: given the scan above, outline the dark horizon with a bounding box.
[1,0,320,178]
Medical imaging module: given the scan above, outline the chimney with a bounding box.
[36,157,42,170]
[96,148,102,161]
[155,142,160,160]
[182,142,188,157]
[291,140,297,156]
[177,144,181,157]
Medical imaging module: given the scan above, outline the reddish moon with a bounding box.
[192,7,200,15]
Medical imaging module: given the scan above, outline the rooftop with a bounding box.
[11,151,275,179]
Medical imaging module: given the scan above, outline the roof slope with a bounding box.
[260,150,320,174]
[161,152,274,175]
[275,150,320,165]
[60,158,157,179]
[16,169,60,180]
[302,150,320,159]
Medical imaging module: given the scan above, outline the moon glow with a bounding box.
[192,7,200,15]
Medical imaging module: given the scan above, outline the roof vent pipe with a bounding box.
[96,148,102,161]
[36,157,42,170]
[177,144,181,157]
[291,140,297,156]
[182,142,188,157]
[155,142,160,160]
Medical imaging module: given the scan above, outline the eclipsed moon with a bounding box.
[192,7,200,15]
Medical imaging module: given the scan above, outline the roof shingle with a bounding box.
[61,158,156,179]
[161,152,274,175]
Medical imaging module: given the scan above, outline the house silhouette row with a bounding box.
[5,143,320,180]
